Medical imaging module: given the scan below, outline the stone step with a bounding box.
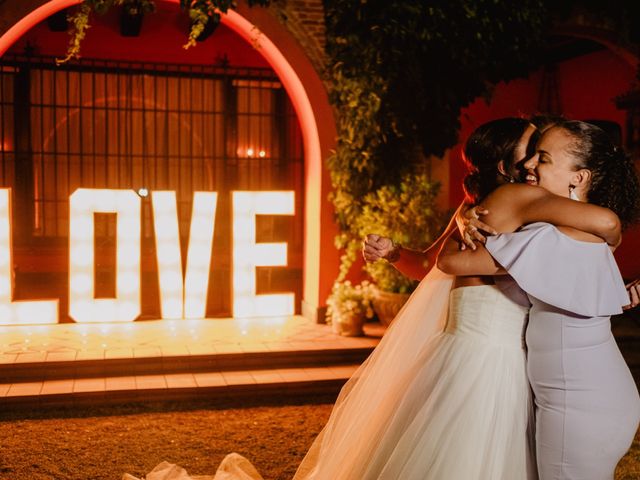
[0,364,359,409]
[0,344,374,383]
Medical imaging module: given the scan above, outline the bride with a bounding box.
[124,118,621,480]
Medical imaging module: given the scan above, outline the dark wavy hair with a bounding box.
[463,117,532,204]
[558,120,640,229]
[529,113,566,133]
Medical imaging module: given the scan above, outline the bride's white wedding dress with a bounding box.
[125,269,536,480]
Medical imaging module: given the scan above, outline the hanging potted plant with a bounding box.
[55,0,270,64]
[120,0,156,37]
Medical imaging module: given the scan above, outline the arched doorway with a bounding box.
[0,0,337,321]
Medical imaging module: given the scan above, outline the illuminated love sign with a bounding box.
[151,191,218,320]
[0,188,295,326]
[69,189,141,323]
[0,190,58,326]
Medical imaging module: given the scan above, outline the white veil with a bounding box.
[293,268,454,479]
[123,268,454,480]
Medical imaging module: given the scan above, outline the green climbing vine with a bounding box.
[323,0,549,302]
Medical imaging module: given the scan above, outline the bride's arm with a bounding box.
[364,203,463,280]
[437,235,505,275]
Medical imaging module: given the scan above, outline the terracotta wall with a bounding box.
[7,4,266,66]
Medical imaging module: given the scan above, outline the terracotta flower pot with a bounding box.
[192,16,220,43]
[331,311,366,337]
[120,9,143,37]
[372,287,411,327]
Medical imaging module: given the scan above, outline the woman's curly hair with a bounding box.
[558,120,640,229]
[462,117,532,204]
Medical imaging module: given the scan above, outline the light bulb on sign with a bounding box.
[151,191,183,320]
[184,192,218,318]
[258,150,266,158]
[246,148,254,157]
[137,188,149,198]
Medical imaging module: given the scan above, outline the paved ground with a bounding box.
[0,317,382,407]
[0,317,382,362]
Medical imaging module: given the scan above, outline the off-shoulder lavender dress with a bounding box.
[487,222,640,480]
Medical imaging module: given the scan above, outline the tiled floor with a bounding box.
[0,317,384,407]
[1,314,637,408]
[0,316,384,363]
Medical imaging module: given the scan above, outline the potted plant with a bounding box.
[356,173,446,326]
[120,0,156,37]
[55,0,270,64]
[326,280,375,337]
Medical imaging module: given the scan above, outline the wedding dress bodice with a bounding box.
[446,285,529,347]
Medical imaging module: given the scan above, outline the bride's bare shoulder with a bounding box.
[483,184,548,207]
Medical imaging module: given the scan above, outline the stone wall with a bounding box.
[271,0,327,76]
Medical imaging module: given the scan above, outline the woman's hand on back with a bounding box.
[624,279,640,310]
[455,204,498,250]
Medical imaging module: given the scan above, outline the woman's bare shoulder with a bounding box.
[556,226,604,243]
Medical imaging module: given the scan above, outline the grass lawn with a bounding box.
[0,396,638,479]
[0,397,333,480]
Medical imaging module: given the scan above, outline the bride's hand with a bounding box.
[362,234,400,263]
[623,278,640,310]
[456,204,497,250]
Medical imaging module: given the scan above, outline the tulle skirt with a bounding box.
[380,334,534,478]
[124,272,536,480]
[295,284,536,480]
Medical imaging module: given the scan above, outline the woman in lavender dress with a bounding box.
[438,120,640,479]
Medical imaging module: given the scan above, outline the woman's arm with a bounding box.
[437,235,505,276]
[392,211,461,279]
[437,183,622,278]
[478,184,621,247]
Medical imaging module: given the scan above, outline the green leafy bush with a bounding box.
[324,0,549,300]
[357,173,446,293]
